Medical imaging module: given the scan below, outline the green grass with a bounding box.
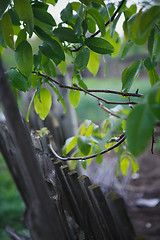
[0,154,25,240]
[76,77,150,122]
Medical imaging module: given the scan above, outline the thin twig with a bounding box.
[37,72,138,105]
[98,100,122,118]
[49,134,126,161]
[71,0,126,52]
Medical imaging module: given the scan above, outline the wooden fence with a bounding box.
[0,122,137,240]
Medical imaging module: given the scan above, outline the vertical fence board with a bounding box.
[106,192,136,240]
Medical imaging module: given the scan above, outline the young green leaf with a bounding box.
[78,135,92,155]
[15,40,33,77]
[87,50,100,76]
[87,8,105,36]
[14,0,34,37]
[122,60,143,92]
[1,12,14,50]
[58,61,67,76]
[75,47,90,71]
[34,88,52,120]
[6,69,28,92]
[33,7,56,26]
[69,89,80,108]
[85,37,114,54]
[126,103,155,156]
[120,155,130,176]
[62,136,78,155]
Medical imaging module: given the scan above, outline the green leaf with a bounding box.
[122,60,143,92]
[26,90,36,122]
[87,8,105,36]
[96,154,103,164]
[139,6,160,39]
[31,74,41,89]
[121,40,133,60]
[62,136,78,155]
[148,82,160,120]
[110,12,122,38]
[85,37,114,54]
[126,103,155,156]
[148,28,155,59]
[69,89,80,108]
[39,42,64,66]
[6,69,28,92]
[15,40,33,77]
[60,3,73,24]
[14,0,34,37]
[87,50,100,76]
[8,9,20,26]
[0,0,10,19]
[58,61,67,76]
[34,88,52,120]
[34,51,42,70]
[53,27,80,43]
[15,29,27,49]
[33,7,56,26]
[0,22,6,48]
[104,30,120,56]
[78,135,92,155]
[120,155,130,176]
[74,16,82,37]
[92,0,106,8]
[144,57,159,86]
[43,59,56,77]
[75,47,90,71]
[154,33,160,62]
[1,12,14,50]
[48,82,67,113]
[86,17,96,33]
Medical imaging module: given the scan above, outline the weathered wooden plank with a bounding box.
[68,171,94,240]
[60,165,82,225]
[106,192,136,240]
[78,175,106,240]
[88,184,120,240]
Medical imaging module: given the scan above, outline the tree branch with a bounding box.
[37,72,138,105]
[49,133,126,161]
[98,100,123,119]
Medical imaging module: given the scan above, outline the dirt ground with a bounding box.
[86,144,160,240]
[127,148,160,240]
